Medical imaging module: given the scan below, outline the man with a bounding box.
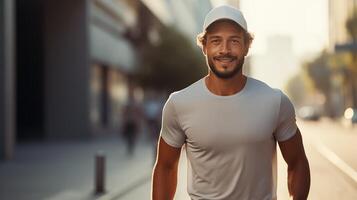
[152,5,310,200]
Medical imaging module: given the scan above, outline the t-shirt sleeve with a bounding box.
[160,94,186,148]
[274,90,298,141]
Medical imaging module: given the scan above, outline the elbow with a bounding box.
[154,160,178,172]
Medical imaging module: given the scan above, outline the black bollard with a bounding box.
[95,151,106,194]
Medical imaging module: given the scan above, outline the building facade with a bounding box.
[328,0,356,51]
[0,0,165,159]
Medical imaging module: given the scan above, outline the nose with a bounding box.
[219,40,231,54]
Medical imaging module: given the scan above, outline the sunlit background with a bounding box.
[1,0,357,199]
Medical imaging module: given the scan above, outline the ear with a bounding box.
[243,46,249,56]
[202,44,207,56]
[243,38,252,56]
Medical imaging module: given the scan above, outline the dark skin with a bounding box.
[152,138,182,200]
[152,20,310,200]
[279,128,311,200]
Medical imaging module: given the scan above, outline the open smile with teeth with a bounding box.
[215,57,236,63]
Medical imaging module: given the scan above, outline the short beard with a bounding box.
[207,56,244,79]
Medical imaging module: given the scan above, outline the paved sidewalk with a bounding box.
[0,134,155,200]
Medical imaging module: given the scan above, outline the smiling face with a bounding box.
[203,20,249,79]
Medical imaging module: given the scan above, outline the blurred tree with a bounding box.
[330,52,356,109]
[346,8,357,41]
[303,52,332,97]
[345,9,357,107]
[303,51,334,116]
[136,26,206,93]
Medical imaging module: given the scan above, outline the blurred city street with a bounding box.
[0,119,356,200]
[1,0,357,200]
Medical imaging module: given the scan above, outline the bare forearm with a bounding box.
[288,158,310,200]
[152,164,178,200]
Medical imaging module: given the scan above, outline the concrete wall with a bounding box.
[43,0,90,138]
[0,0,15,159]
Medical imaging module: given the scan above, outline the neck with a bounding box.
[205,72,247,96]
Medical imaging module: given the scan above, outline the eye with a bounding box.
[210,39,220,44]
[231,39,240,44]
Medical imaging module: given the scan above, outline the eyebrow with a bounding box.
[208,36,221,40]
[230,36,242,39]
[208,35,242,40]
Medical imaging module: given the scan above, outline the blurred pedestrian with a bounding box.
[152,5,310,200]
[121,100,140,156]
[143,91,164,162]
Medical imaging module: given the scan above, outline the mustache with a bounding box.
[214,54,237,59]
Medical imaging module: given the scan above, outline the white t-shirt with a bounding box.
[160,77,297,200]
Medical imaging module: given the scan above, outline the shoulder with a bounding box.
[247,77,294,112]
[250,78,296,116]
[168,78,205,103]
[247,77,281,97]
[277,90,295,114]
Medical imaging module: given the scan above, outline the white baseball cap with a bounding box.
[203,5,248,32]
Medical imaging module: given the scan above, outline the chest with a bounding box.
[178,98,278,148]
